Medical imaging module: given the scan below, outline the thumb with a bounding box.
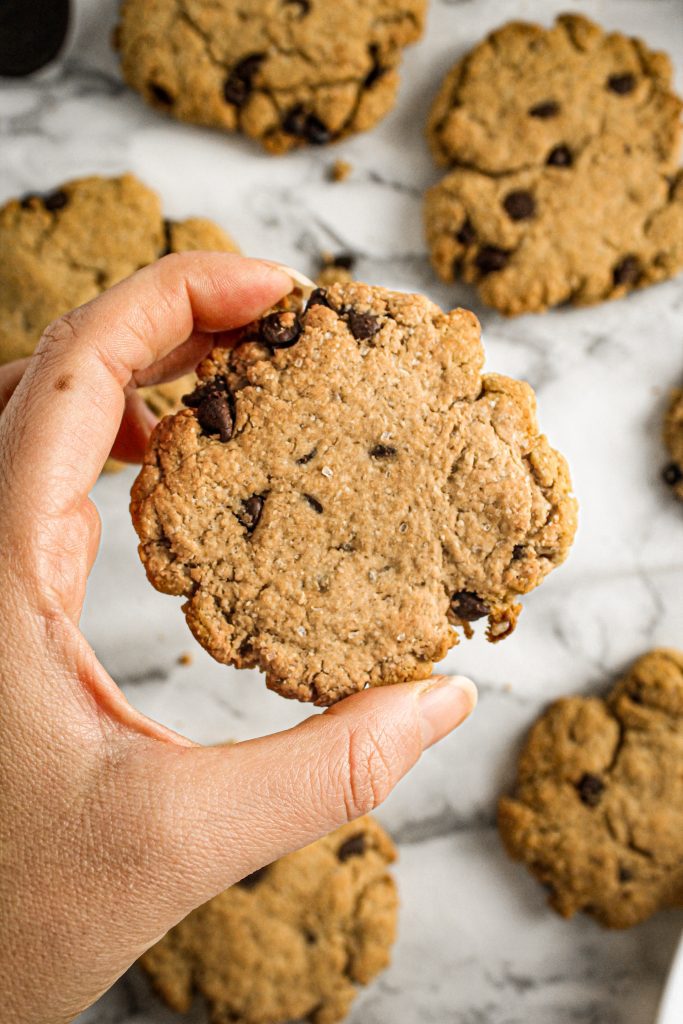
[138,675,477,916]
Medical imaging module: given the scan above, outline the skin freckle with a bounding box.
[54,374,72,392]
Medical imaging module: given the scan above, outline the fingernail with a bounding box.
[261,261,316,296]
[418,675,478,750]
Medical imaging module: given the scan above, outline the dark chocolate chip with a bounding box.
[503,190,536,221]
[237,865,269,889]
[346,311,380,341]
[369,444,397,459]
[19,193,38,209]
[259,311,302,349]
[629,689,644,705]
[475,246,509,275]
[330,251,356,271]
[456,219,476,246]
[282,105,330,145]
[512,545,526,560]
[546,144,572,167]
[612,255,641,287]
[450,591,489,621]
[364,45,386,89]
[303,113,330,146]
[306,288,331,310]
[528,100,560,118]
[283,0,311,14]
[337,832,366,861]
[223,54,264,107]
[296,447,318,465]
[237,494,265,533]
[663,462,683,487]
[182,376,234,442]
[43,189,69,212]
[148,82,174,105]
[607,72,636,95]
[303,493,323,514]
[0,0,70,77]
[576,773,605,807]
[619,866,633,883]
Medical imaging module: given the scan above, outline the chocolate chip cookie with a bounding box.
[425,14,683,314]
[498,649,683,928]
[663,388,683,500]
[139,817,397,1024]
[131,281,577,704]
[115,0,425,155]
[0,173,239,458]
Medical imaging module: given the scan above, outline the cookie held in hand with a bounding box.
[498,649,683,928]
[140,817,397,1024]
[131,281,576,704]
[425,14,683,314]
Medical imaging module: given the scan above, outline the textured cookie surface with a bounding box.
[116,0,425,154]
[131,281,576,704]
[139,817,398,1024]
[425,14,683,314]
[499,649,683,928]
[663,388,683,500]
[0,172,238,424]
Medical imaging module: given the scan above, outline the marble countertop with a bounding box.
[2,0,683,1021]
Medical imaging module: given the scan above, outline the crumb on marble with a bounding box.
[329,159,352,182]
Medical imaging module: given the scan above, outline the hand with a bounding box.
[0,252,477,1024]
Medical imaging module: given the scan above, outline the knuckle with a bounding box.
[338,720,398,819]
[40,309,84,351]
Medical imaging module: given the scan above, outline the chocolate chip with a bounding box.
[612,255,641,287]
[576,773,605,807]
[475,246,509,275]
[303,493,323,514]
[456,219,476,246]
[337,832,366,861]
[369,444,397,459]
[503,190,536,221]
[663,462,683,487]
[607,73,636,95]
[43,189,69,212]
[0,0,70,77]
[346,311,380,341]
[182,376,234,443]
[450,591,489,621]
[364,45,386,89]
[618,866,633,883]
[330,252,356,271]
[307,288,331,310]
[19,193,38,209]
[296,447,318,465]
[259,311,302,349]
[528,100,560,118]
[282,105,331,145]
[546,144,572,167]
[148,82,174,105]
[237,494,265,533]
[237,866,269,889]
[223,54,264,107]
[512,545,526,560]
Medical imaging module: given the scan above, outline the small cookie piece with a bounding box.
[498,649,683,928]
[0,173,239,458]
[425,15,683,314]
[116,0,425,154]
[330,159,353,182]
[663,388,683,500]
[131,281,577,704]
[139,817,398,1024]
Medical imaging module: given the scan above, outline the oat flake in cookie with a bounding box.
[425,14,683,314]
[131,282,577,704]
[115,0,425,155]
[498,649,683,928]
[663,388,683,501]
[139,817,397,1024]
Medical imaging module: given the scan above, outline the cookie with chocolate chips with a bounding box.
[663,388,683,501]
[115,0,425,154]
[0,173,239,466]
[131,281,577,704]
[498,648,683,928]
[139,817,398,1024]
[425,14,683,314]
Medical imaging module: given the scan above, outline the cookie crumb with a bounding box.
[178,652,193,666]
[330,159,352,182]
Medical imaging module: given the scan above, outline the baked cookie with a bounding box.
[663,388,683,500]
[498,648,683,928]
[425,14,683,314]
[139,817,398,1024]
[115,0,425,155]
[0,173,239,459]
[131,281,577,704]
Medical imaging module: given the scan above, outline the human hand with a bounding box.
[0,252,477,1024]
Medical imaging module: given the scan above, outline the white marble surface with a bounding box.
[2,0,683,1021]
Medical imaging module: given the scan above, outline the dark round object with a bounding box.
[0,0,70,77]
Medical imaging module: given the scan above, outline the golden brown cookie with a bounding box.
[0,173,239,468]
[424,14,683,314]
[498,649,683,928]
[115,0,425,154]
[131,281,577,704]
[139,817,398,1024]
[663,388,683,500]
